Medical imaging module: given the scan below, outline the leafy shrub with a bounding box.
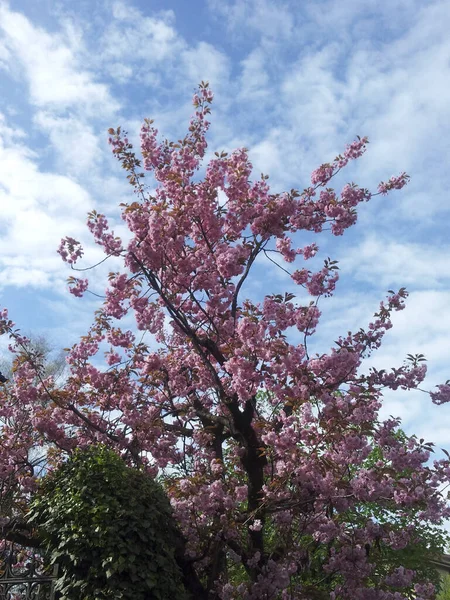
[438,573,450,599]
[28,445,188,600]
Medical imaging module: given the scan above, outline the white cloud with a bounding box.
[92,2,231,95]
[250,136,284,179]
[238,48,270,100]
[34,112,102,176]
[0,112,93,289]
[96,1,182,83]
[0,36,10,70]
[208,0,294,41]
[348,19,450,179]
[341,237,450,288]
[369,290,450,372]
[0,4,118,114]
[181,42,231,90]
[208,0,450,209]
[281,45,345,131]
[302,0,418,41]
[1,266,52,289]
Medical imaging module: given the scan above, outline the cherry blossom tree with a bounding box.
[1,82,450,599]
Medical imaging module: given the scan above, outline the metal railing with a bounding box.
[0,543,57,600]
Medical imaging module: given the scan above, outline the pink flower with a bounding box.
[249,519,262,531]
[292,268,309,285]
[106,351,121,366]
[311,163,334,186]
[68,278,88,297]
[300,243,318,260]
[378,172,410,195]
[58,236,84,264]
[276,237,296,262]
[430,384,450,405]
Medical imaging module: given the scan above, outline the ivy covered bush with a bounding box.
[28,445,188,600]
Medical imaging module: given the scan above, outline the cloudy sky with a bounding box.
[1,0,450,447]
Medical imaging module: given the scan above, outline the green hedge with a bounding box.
[28,445,188,600]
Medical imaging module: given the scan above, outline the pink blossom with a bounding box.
[378,172,410,195]
[291,268,309,285]
[68,277,88,297]
[58,236,84,264]
[249,519,262,532]
[430,384,450,405]
[276,237,296,262]
[311,163,334,186]
[300,243,318,260]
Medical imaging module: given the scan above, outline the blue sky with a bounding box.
[1,0,450,447]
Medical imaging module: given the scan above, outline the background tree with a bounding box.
[1,83,450,599]
[0,334,67,383]
[0,335,66,532]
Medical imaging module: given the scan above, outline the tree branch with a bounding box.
[231,240,265,320]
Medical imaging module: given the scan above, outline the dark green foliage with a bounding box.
[28,445,188,600]
[438,573,450,599]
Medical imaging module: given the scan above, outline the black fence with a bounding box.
[0,542,57,600]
